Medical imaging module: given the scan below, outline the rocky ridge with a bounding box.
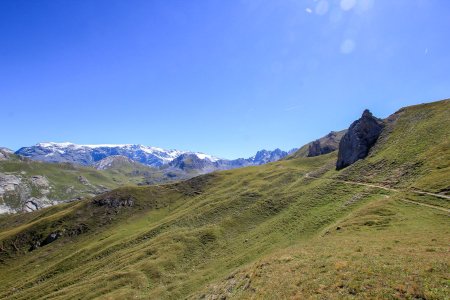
[307,131,345,157]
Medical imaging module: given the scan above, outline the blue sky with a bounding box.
[1,0,449,158]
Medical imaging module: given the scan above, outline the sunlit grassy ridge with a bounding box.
[0,99,449,299]
[336,99,450,193]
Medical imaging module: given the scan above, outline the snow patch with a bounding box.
[193,153,220,162]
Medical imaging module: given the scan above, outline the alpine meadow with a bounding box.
[0,99,449,299]
[1,1,450,299]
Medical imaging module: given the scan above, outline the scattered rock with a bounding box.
[78,176,90,185]
[92,195,135,208]
[336,109,384,170]
[24,199,40,212]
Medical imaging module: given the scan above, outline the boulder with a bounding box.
[30,175,50,188]
[29,230,63,251]
[78,176,90,185]
[336,109,384,170]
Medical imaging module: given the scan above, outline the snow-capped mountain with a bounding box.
[15,142,296,171]
[15,142,219,167]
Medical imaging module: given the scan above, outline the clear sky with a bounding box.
[1,0,449,158]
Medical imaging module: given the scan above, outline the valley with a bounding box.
[0,145,296,214]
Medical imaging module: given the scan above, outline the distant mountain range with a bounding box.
[15,142,297,172]
[0,143,297,214]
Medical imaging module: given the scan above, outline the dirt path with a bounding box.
[410,190,450,200]
[305,173,450,214]
[398,199,450,214]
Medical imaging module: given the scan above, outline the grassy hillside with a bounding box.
[0,156,147,211]
[336,99,450,194]
[0,99,448,299]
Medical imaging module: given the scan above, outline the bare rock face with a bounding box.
[0,148,12,160]
[307,131,344,157]
[336,109,384,170]
[30,175,50,188]
[23,197,54,212]
[0,152,7,161]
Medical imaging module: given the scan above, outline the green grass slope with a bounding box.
[336,99,450,194]
[0,99,448,299]
[0,156,147,211]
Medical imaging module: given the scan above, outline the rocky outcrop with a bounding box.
[23,197,54,212]
[92,194,135,208]
[0,174,29,211]
[0,174,22,195]
[0,173,55,213]
[30,231,64,251]
[78,176,90,185]
[307,131,345,157]
[0,147,12,160]
[336,110,384,170]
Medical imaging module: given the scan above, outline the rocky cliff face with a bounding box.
[0,173,55,213]
[307,131,345,157]
[336,110,384,170]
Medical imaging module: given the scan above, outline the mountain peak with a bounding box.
[362,109,373,118]
[14,142,294,172]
